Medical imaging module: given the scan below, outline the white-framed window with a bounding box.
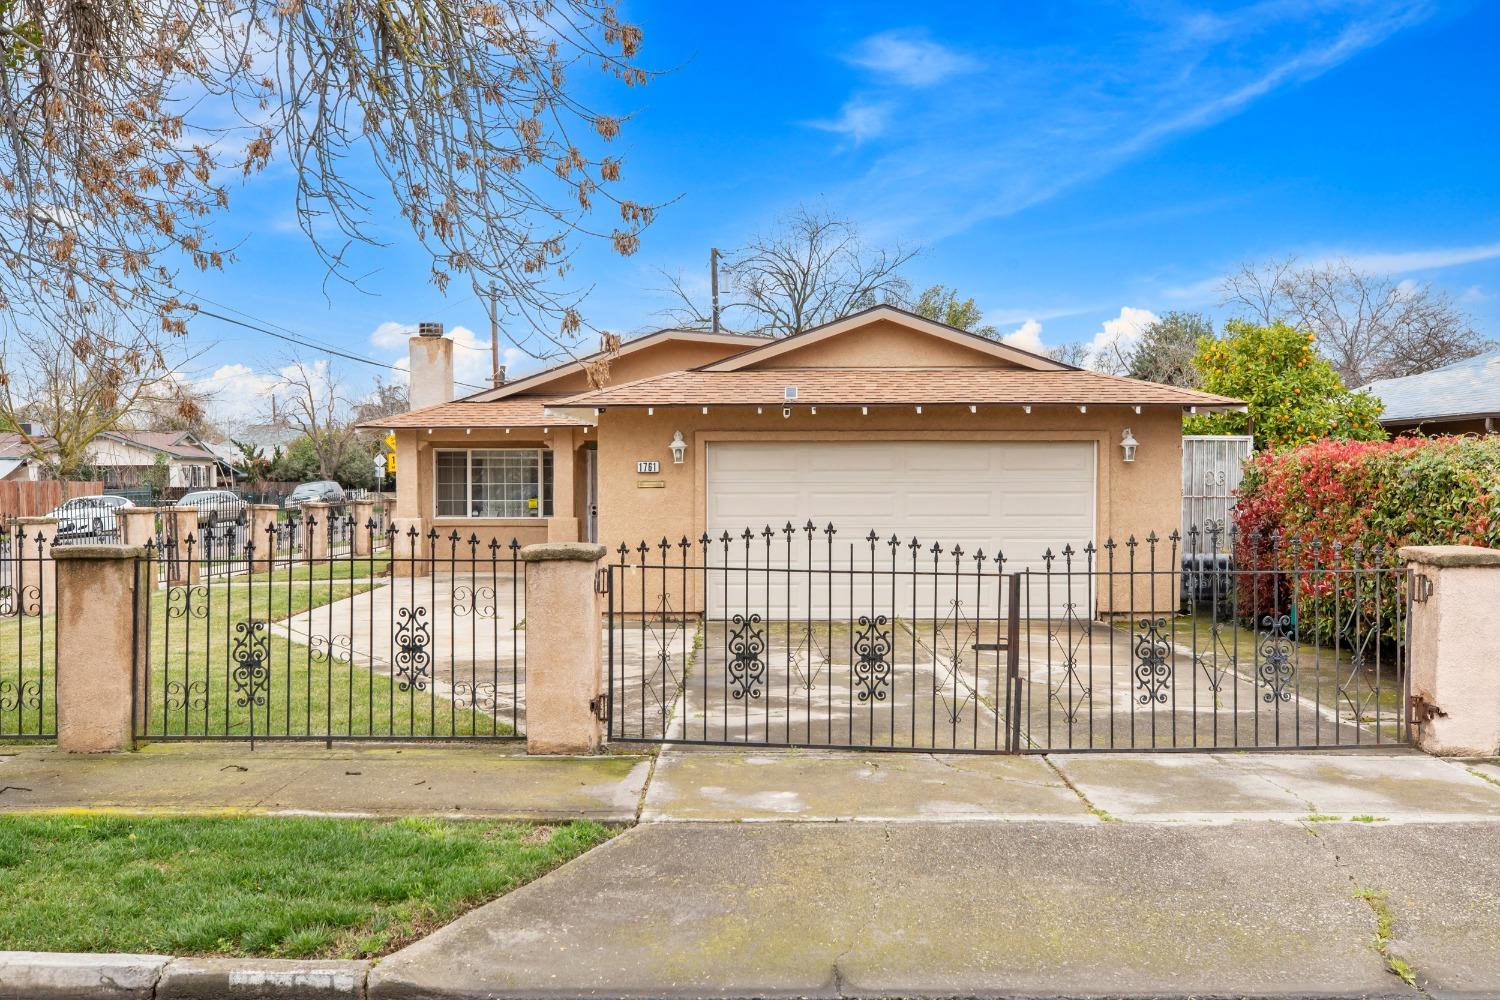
[435,448,554,518]
[189,464,204,487]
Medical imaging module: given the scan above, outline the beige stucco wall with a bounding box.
[595,404,1182,615]
[739,318,1029,370]
[392,427,576,557]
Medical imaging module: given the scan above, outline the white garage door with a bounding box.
[705,440,1095,617]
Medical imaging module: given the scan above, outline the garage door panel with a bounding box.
[706,441,1094,617]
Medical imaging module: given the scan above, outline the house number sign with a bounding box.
[636,460,661,474]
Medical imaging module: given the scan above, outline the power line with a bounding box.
[186,299,493,392]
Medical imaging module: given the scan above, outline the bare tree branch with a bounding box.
[660,206,918,337]
[1221,257,1491,385]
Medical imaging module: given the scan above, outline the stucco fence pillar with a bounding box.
[520,542,605,754]
[245,503,280,571]
[348,498,375,556]
[1401,545,1500,756]
[54,545,150,752]
[161,506,200,586]
[5,517,57,618]
[302,501,332,561]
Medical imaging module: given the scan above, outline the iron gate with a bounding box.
[134,519,526,744]
[605,524,1412,753]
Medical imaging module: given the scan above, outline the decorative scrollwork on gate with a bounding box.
[726,613,766,701]
[230,620,270,709]
[452,681,500,711]
[853,614,892,703]
[1133,617,1172,705]
[452,586,497,619]
[0,585,13,617]
[1257,614,1296,704]
[166,585,210,620]
[0,678,42,712]
[308,633,354,665]
[165,680,209,712]
[1048,602,1093,723]
[394,606,432,692]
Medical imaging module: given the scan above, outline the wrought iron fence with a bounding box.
[606,523,1411,753]
[0,527,55,739]
[135,524,523,744]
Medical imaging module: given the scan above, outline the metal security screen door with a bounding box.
[606,525,1412,754]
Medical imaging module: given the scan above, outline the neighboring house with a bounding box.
[89,431,224,489]
[362,307,1244,599]
[1360,348,1500,436]
[0,433,51,482]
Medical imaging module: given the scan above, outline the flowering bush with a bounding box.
[1232,436,1500,642]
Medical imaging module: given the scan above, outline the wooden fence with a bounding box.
[0,480,104,520]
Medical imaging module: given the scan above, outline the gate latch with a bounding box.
[1411,573,1433,604]
[589,694,611,722]
[1410,693,1446,724]
[594,569,610,595]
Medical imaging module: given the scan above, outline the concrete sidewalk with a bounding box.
[0,743,651,822]
[641,745,1500,823]
[368,819,1500,999]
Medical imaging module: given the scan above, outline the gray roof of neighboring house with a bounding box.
[100,430,219,462]
[1360,349,1500,424]
[0,433,54,460]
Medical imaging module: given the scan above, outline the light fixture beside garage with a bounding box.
[669,431,687,464]
[1120,428,1139,463]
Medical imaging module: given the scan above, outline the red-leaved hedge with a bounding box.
[1232,436,1500,642]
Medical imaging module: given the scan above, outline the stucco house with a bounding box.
[365,307,1243,603]
[88,431,225,489]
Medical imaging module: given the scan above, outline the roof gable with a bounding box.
[701,305,1071,373]
[463,329,771,402]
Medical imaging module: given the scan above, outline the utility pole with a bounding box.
[488,281,502,388]
[710,247,721,334]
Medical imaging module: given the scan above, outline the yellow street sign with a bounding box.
[385,452,397,474]
[384,432,397,450]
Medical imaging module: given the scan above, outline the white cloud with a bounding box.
[1459,285,1489,303]
[805,98,893,145]
[1332,240,1500,276]
[195,363,282,424]
[845,30,979,87]
[1001,318,1046,355]
[1086,307,1159,371]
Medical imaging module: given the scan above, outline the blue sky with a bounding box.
[184,0,1500,422]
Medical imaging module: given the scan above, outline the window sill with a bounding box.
[432,516,550,525]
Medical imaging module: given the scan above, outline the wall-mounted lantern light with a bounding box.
[1120,428,1139,464]
[669,431,687,464]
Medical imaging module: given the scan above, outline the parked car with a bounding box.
[285,480,346,509]
[174,489,246,527]
[48,495,134,541]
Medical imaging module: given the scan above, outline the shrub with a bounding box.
[1184,319,1386,450]
[1232,436,1500,643]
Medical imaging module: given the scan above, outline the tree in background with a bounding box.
[141,452,171,499]
[230,440,273,490]
[1127,311,1211,387]
[1185,320,1385,451]
[270,435,379,490]
[0,0,655,363]
[269,361,359,482]
[660,206,916,337]
[1221,257,1490,385]
[0,321,201,477]
[909,285,998,337]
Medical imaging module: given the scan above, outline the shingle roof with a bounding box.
[359,396,591,430]
[1360,349,1500,424]
[105,431,218,461]
[557,368,1244,409]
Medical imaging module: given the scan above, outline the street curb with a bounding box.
[0,952,371,999]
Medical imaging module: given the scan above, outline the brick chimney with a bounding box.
[409,322,454,410]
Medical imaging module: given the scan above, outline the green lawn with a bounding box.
[0,815,610,958]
